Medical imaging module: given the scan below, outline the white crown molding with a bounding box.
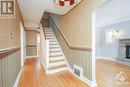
[96,17,130,28]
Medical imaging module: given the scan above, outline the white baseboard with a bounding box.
[68,68,97,87]
[83,77,97,87]
[25,56,38,59]
[96,57,116,61]
[13,68,23,87]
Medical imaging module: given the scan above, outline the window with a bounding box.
[105,29,115,44]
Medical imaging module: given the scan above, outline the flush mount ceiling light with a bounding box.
[54,0,76,6]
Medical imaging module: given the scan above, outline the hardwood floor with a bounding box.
[18,58,130,87]
[18,58,89,87]
[96,59,130,87]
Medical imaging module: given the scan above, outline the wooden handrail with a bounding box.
[26,45,37,47]
[49,16,92,52]
[0,46,20,60]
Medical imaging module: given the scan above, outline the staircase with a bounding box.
[44,28,69,74]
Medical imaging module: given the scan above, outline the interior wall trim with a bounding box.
[49,16,92,52]
[0,46,20,59]
[96,57,116,61]
[13,68,23,87]
[68,68,97,87]
[25,29,39,33]
[26,45,37,47]
[96,18,130,28]
[25,56,38,59]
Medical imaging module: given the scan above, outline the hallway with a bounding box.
[18,58,89,87]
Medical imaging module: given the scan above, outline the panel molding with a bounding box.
[69,68,97,87]
[96,56,116,61]
[0,46,20,59]
[13,68,23,87]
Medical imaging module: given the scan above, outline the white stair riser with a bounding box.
[49,57,64,61]
[49,39,56,41]
[49,44,58,46]
[46,37,55,39]
[49,56,64,60]
[45,33,54,35]
[49,42,57,44]
[47,67,69,74]
[49,61,66,67]
[50,48,61,51]
[50,49,60,51]
[49,52,62,56]
[49,45,59,48]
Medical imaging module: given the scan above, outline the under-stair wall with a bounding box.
[48,17,92,81]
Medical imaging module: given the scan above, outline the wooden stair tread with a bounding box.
[50,50,61,53]
[48,64,68,70]
[49,59,65,63]
[49,46,59,49]
[46,38,55,39]
[49,43,58,45]
[45,32,53,34]
[45,34,53,36]
[46,37,55,39]
[49,40,56,42]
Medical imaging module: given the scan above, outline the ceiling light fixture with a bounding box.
[54,0,76,6]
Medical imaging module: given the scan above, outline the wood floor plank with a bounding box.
[18,58,88,87]
[18,58,130,87]
[96,59,130,87]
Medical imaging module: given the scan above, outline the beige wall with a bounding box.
[0,1,24,49]
[49,0,105,82]
[0,0,24,87]
[50,0,105,47]
[26,30,38,56]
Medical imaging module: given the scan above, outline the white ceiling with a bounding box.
[96,0,130,27]
[17,0,81,28]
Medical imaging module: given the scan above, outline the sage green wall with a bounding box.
[0,50,21,87]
